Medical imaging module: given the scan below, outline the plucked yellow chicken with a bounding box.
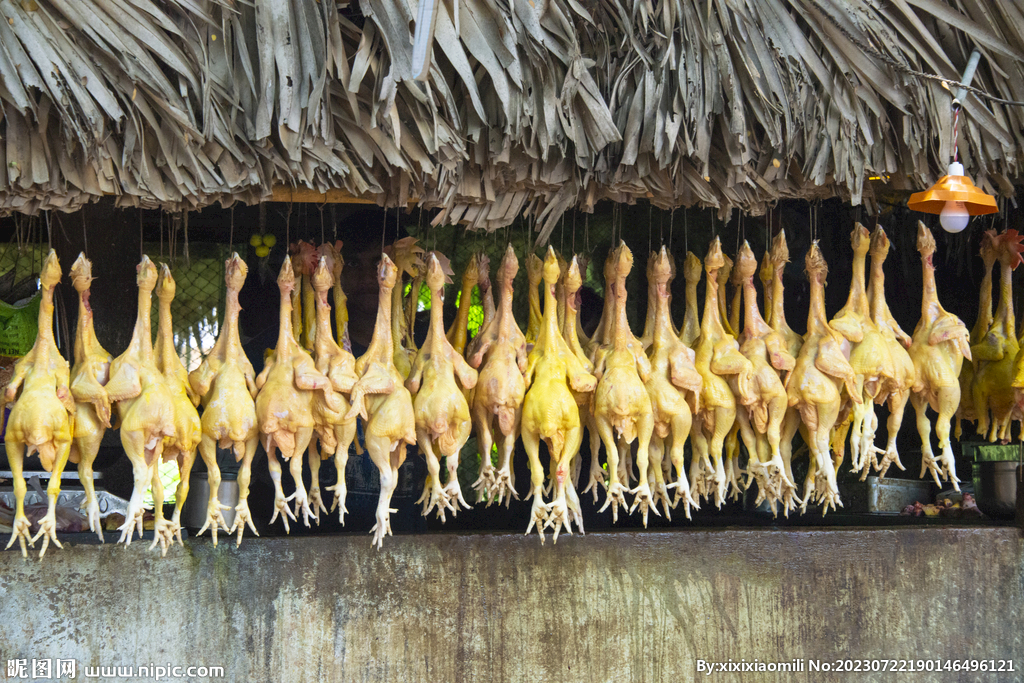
[829,225,895,479]
[585,250,617,359]
[255,256,341,532]
[307,253,359,524]
[733,242,796,514]
[521,247,596,542]
[385,237,425,380]
[582,249,617,493]
[640,251,658,350]
[3,250,74,557]
[690,238,754,508]
[104,256,176,546]
[322,242,352,351]
[345,253,417,548]
[559,257,598,496]
[188,253,261,547]
[408,252,478,519]
[971,229,1023,442]
[957,231,996,437]
[910,223,971,489]
[524,252,544,349]
[592,243,657,523]
[297,241,318,350]
[866,227,915,479]
[644,246,702,518]
[446,254,480,357]
[786,243,860,514]
[67,254,112,542]
[467,245,527,506]
[678,252,702,348]
[151,265,203,554]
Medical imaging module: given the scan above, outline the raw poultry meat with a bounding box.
[152,265,202,553]
[678,252,702,348]
[288,244,303,347]
[345,253,417,548]
[521,247,596,541]
[408,252,478,519]
[829,224,894,480]
[957,231,997,437]
[592,243,656,523]
[188,253,261,546]
[971,229,1023,442]
[585,250,617,358]
[104,256,176,546]
[644,246,702,518]
[733,242,796,514]
[690,238,754,507]
[67,254,112,541]
[640,251,658,350]
[386,237,425,380]
[255,256,342,531]
[524,253,543,348]
[307,253,359,524]
[909,222,971,489]
[718,254,736,338]
[446,253,481,356]
[297,241,318,349]
[866,227,915,478]
[3,250,74,557]
[478,255,495,331]
[559,256,598,495]
[322,242,352,351]
[786,243,860,513]
[467,245,527,506]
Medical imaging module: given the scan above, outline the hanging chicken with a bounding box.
[297,240,318,350]
[308,253,359,524]
[407,252,478,519]
[559,256,598,499]
[690,238,754,507]
[908,223,972,489]
[188,253,261,547]
[585,249,617,359]
[446,253,481,357]
[524,253,544,349]
[865,227,915,479]
[786,243,860,513]
[733,242,796,514]
[345,253,417,548]
[957,231,997,438]
[150,265,202,554]
[104,256,176,546]
[678,252,702,348]
[971,229,1023,442]
[3,250,74,557]
[591,243,657,523]
[644,246,702,518]
[639,251,658,350]
[384,237,425,380]
[467,245,527,506]
[828,225,895,479]
[322,242,352,351]
[255,256,341,532]
[521,247,596,542]
[67,254,112,542]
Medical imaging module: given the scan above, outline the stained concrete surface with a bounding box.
[1,527,1022,682]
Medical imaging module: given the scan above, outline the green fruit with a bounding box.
[256,245,270,258]
[250,234,263,247]
[263,234,277,248]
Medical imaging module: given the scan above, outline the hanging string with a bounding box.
[229,206,235,252]
[585,211,590,253]
[183,210,190,268]
[320,202,326,245]
[81,211,88,257]
[669,207,674,251]
[139,209,144,260]
[159,211,164,259]
[45,210,50,249]
[286,201,293,251]
[572,209,576,253]
[684,207,688,253]
[381,208,387,254]
[648,202,653,254]
[332,205,338,244]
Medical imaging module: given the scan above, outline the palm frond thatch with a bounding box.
[0,0,1022,241]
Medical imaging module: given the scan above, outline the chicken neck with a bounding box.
[806,268,830,336]
[741,272,771,339]
[32,279,57,367]
[222,285,243,365]
[157,291,177,369]
[972,253,996,343]
[74,286,99,364]
[993,257,1016,336]
[276,280,298,357]
[364,271,396,364]
[701,267,727,341]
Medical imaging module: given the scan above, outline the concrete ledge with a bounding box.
[1,527,1022,682]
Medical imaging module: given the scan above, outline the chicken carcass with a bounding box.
[678,252,702,348]
[151,265,203,553]
[408,252,478,519]
[188,253,261,546]
[297,240,318,349]
[910,222,971,488]
[645,246,702,518]
[559,256,598,496]
[971,229,1023,442]
[957,231,997,437]
[829,224,895,479]
[3,250,74,557]
[104,256,176,546]
[690,239,754,507]
[323,241,352,351]
[733,242,796,514]
[447,253,481,357]
[467,245,527,506]
[525,253,544,349]
[592,244,657,523]
[786,243,860,513]
[386,237,425,380]
[67,254,112,542]
[521,247,597,541]
[345,253,417,548]
[866,227,915,478]
[307,253,359,524]
[255,256,341,531]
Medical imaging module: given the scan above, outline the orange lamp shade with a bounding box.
[908,162,998,216]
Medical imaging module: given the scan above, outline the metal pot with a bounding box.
[972,461,1018,520]
[180,472,239,530]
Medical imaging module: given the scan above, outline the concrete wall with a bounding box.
[1,528,1022,683]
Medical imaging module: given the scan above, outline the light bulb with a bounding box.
[939,200,969,233]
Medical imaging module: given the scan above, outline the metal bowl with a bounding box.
[972,461,1018,520]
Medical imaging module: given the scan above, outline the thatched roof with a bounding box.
[1,0,1023,240]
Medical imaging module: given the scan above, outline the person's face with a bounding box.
[343,247,382,316]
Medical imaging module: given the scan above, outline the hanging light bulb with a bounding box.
[939,199,970,233]
[909,160,997,229]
